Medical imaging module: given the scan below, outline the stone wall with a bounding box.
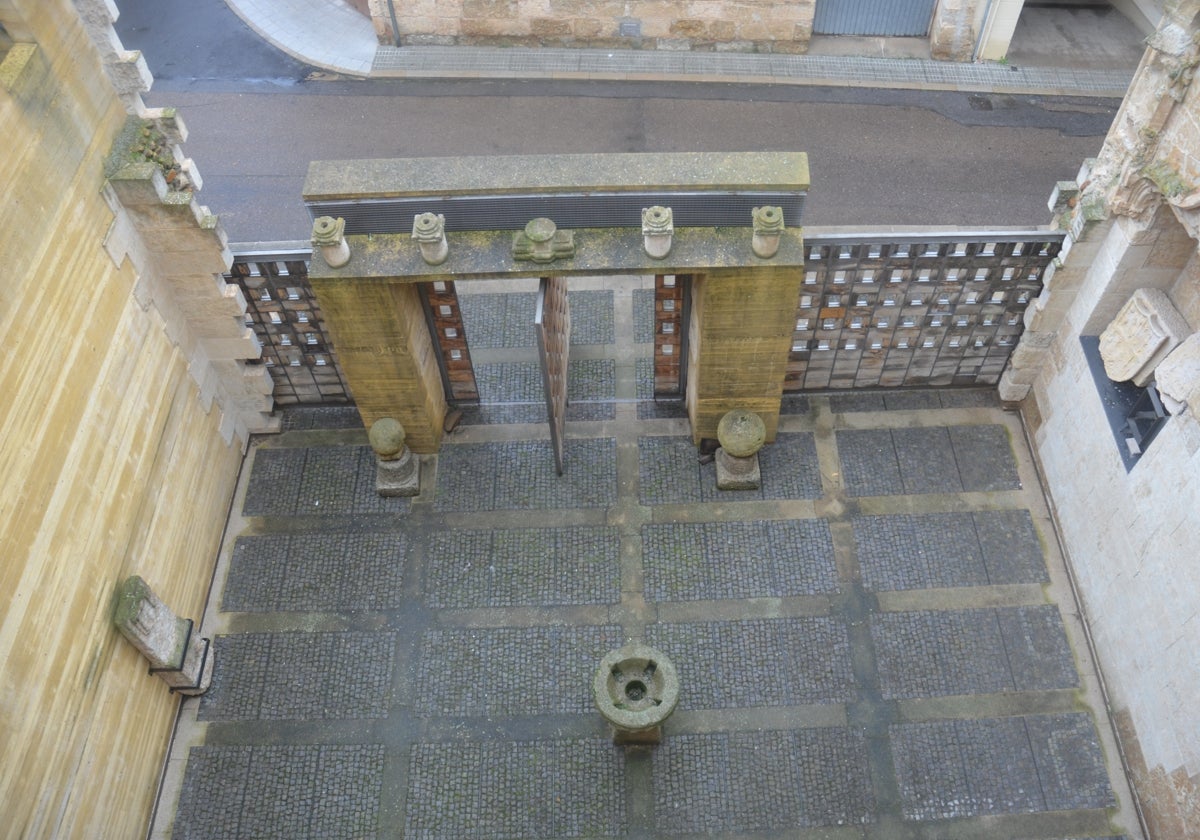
[1002,3,1200,834]
[0,1,268,836]
[368,0,818,52]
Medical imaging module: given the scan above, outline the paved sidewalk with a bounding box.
[222,0,1138,96]
[152,276,1142,839]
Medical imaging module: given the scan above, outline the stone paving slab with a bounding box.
[838,423,1021,497]
[854,509,1048,590]
[872,605,1078,698]
[425,526,621,608]
[405,739,626,839]
[242,445,407,517]
[174,744,384,840]
[642,518,839,601]
[891,713,1115,820]
[638,433,822,504]
[199,631,395,721]
[435,438,617,511]
[646,617,856,709]
[223,531,407,612]
[653,729,876,833]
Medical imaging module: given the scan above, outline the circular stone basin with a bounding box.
[593,643,679,732]
[717,409,766,458]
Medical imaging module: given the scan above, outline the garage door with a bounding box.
[813,0,938,36]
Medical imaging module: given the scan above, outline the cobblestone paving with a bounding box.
[424,526,621,608]
[163,285,1133,840]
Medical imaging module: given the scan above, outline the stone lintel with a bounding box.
[304,152,810,202]
[308,227,807,281]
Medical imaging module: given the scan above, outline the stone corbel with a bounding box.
[1155,332,1200,416]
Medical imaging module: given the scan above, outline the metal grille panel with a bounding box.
[787,233,1063,391]
[308,191,806,235]
[227,252,352,405]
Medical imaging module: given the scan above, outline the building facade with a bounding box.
[364,0,1155,62]
[0,0,272,836]
[1003,2,1200,833]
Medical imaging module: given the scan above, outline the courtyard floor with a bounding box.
[153,276,1141,839]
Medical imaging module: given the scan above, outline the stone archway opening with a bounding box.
[301,152,811,459]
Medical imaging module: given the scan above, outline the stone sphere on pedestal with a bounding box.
[368,417,407,460]
[716,409,765,458]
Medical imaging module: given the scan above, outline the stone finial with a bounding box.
[113,575,213,695]
[717,409,766,457]
[311,216,351,268]
[751,206,785,258]
[369,417,419,496]
[641,205,674,259]
[412,212,449,265]
[513,217,575,263]
[368,417,407,460]
[1098,288,1190,387]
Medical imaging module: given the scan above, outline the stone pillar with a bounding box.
[113,576,213,695]
[929,0,980,62]
[369,417,420,496]
[308,273,447,454]
[686,262,805,443]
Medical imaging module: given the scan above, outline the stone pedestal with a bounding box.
[113,575,213,695]
[593,643,679,746]
[369,417,420,497]
[715,447,761,490]
[714,408,765,491]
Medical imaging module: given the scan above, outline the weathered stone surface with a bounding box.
[594,643,679,744]
[1155,332,1200,415]
[1099,287,1190,386]
[114,576,213,695]
[368,417,407,459]
[717,408,766,456]
[376,448,420,496]
[715,447,761,490]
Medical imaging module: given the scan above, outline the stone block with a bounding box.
[1099,288,1190,386]
[1155,332,1200,415]
[715,447,761,490]
[531,17,572,36]
[377,450,420,496]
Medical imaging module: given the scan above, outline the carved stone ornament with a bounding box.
[751,206,785,259]
[113,575,213,695]
[513,217,575,263]
[411,212,449,265]
[311,215,351,268]
[641,206,673,259]
[1155,332,1200,416]
[1099,288,1190,386]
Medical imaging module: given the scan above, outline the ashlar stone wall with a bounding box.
[369,0,818,52]
[0,1,270,837]
[1002,3,1200,835]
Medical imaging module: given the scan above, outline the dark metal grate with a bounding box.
[307,190,806,235]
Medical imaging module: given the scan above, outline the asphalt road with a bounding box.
[115,0,1117,244]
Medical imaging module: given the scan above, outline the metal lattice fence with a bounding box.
[786,232,1063,390]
